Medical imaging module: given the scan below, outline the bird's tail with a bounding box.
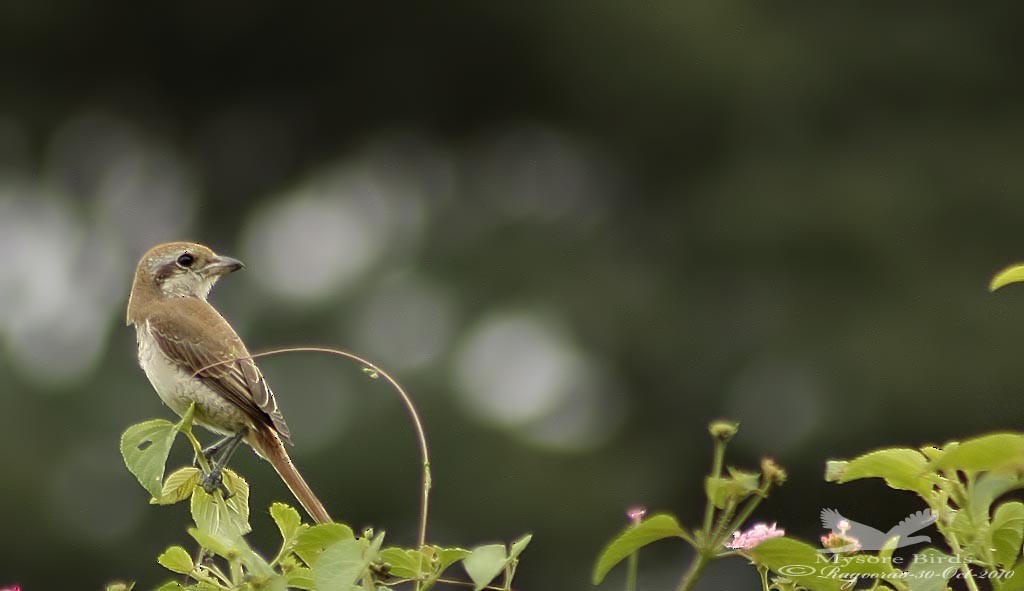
[250,426,332,524]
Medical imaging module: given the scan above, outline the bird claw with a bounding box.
[199,469,233,498]
[200,469,222,494]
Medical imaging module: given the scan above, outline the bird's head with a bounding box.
[990,263,1024,293]
[128,241,244,322]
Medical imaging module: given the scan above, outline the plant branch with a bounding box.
[193,346,433,585]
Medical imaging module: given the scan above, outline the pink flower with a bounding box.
[726,523,784,550]
[1,586,21,591]
[627,506,647,524]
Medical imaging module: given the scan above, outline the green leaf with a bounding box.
[190,468,250,539]
[748,537,846,591]
[907,548,956,591]
[592,514,688,584]
[930,433,1024,472]
[380,547,429,579]
[508,533,532,561]
[104,582,135,591]
[825,448,934,496]
[188,527,239,559]
[435,547,472,572]
[151,467,200,505]
[1002,559,1024,591]
[222,468,250,527]
[312,539,369,591]
[705,468,760,509]
[967,472,1023,523]
[271,502,303,545]
[120,419,179,497]
[379,546,470,583]
[151,584,185,591]
[254,574,288,591]
[285,566,316,590]
[991,263,1024,292]
[156,546,193,574]
[992,501,1024,567]
[294,523,356,567]
[462,544,507,591]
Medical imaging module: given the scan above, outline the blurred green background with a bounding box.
[3,2,1024,589]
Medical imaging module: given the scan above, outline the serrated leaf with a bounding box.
[190,469,250,539]
[286,566,316,590]
[151,467,200,505]
[313,539,369,591]
[379,547,428,579]
[705,468,760,509]
[378,545,469,584]
[120,419,179,497]
[187,527,271,578]
[748,538,846,591]
[156,546,193,574]
[967,472,1023,523]
[295,523,356,566]
[992,501,1024,567]
[592,514,688,584]
[463,544,507,591]
[188,527,239,559]
[271,502,303,545]
[222,468,250,527]
[931,433,1024,472]
[826,448,934,496]
[907,548,955,591]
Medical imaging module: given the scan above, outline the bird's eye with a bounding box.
[177,253,195,268]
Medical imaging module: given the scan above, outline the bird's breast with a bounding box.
[135,323,249,435]
[137,325,198,416]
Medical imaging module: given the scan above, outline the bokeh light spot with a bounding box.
[453,311,622,450]
[350,272,457,372]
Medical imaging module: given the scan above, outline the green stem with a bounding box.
[177,404,212,474]
[196,347,433,590]
[626,551,639,591]
[961,563,981,591]
[709,498,738,546]
[721,483,772,544]
[701,440,727,536]
[758,564,770,591]
[675,551,711,591]
[944,531,981,591]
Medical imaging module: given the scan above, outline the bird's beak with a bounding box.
[204,255,245,276]
[990,263,1024,292]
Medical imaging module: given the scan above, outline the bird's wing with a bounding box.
[820,508,845,530]
[146,297,292,444]
[889,510,936,535]
[846,521,886,542]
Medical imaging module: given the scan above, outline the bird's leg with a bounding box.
[193,435,234,468]
[200,429,246,497]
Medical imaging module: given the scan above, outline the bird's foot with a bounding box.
[199,468,233,499]
[193,435,233,468]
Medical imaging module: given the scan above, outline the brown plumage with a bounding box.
[127,241,331,524]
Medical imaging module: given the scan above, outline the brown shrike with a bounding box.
[127,241,332,524]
